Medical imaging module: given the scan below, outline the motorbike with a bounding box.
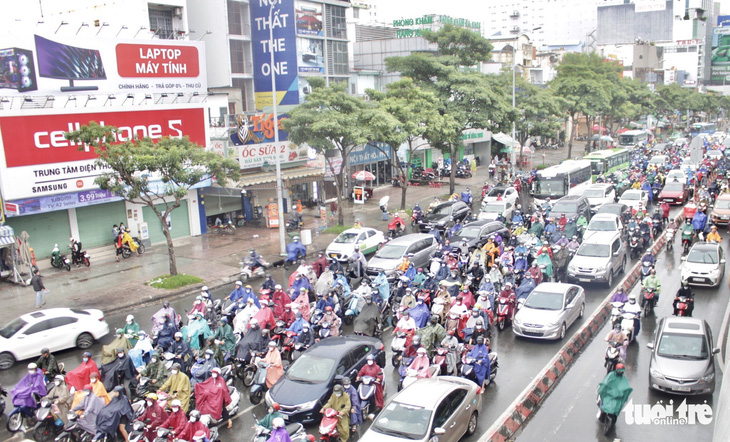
[390,331,408,368]
[286,216,304,232]
[460,352,499,387]
[597,394,619,436]
[318,408,342,442]
[249,358,269,405]
[6,397,38,433]
[50,253,72,271]
[388,221,405,239]
[609,302,624,328]
[629,231,643,260]
[121,236,146,258]
[55,412,95,442]
[604,340,623,374]
[621,312,636,343]
[32,397,63,442]
[69,247,91,267]
[0,384,6,416]
[641,287,657,317]
[357,376,379,421]
[674,295,692,317]
[495,294,515,331]
[433,347,451,376]
[240,257,269,282]
[252,413,308,442]
[238,351,266,388]
[411,212,422,228]
[665,228,675,250]
[640,261,653,282]
[681,230,694,254]
[128,421,147,442]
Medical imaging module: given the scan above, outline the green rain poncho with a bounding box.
[213,322,236,354]
[598,370,633,415]
[101,330,133,364]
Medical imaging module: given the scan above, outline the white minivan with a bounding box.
[583,184,616,213]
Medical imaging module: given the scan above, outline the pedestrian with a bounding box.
[30,268,47,309]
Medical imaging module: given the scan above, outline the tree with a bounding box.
[283,78,377,226]
[367,78,459,209]
[605,78,654,133]
[386,25,514,193]
[65,123,240,276]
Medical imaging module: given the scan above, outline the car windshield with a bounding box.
[715,199,730,210]
[588,220,616,231]
[431,205,451,216]
[657,332,708,359]
[584,189,605,198]
[481,204,505,213]
[663,182,683,192]
[524,291,564,311]
[371,402,432,439]
[375,244,407,260]
[621,192,640,201]
[551,202,577,213]
[0,317,27,339]
[687,249,719,264]
[577,243,610,258]
[456,226,482,238]
[285,354,335,383]
[334,232,359,244]
[487,189,505,197]
[535,178,565,196]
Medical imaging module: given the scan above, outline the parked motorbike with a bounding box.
[50,253,72,271]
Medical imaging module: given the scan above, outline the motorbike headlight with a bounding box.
[133,421,145,431]
[701,372,715,383]
[649,367,665,380]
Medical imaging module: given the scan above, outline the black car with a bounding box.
[549,195,592,222]
[449,220,510,250]
[265,335,385,423]
[596,203,631,223]
[418,201,471,232]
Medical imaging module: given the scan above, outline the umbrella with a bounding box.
[617,128,630,134]
[352,170,375,181]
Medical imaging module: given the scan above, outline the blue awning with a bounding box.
[0,225,15,246]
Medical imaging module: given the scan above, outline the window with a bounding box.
[367,230,377,238]
[24,319,55,335]
[51,317,78,328]
[327,40,349,75]
[335,353,354,376]
[227,0,250,35]
[611,240,620,255]
[326,5,347,39]
[149,8,175,40]
[347,346,369,366]
[230,40,246,74]
[434,389,468,428]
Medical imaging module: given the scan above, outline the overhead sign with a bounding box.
[0,106,207,200]
[349,142,390,166]
[634,0,666,13]
[250,0,300,109]
[717,15,730,28]
[0,34,206,95]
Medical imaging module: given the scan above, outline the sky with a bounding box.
[373,0,478,24]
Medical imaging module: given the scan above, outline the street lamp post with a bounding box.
[269,5,286,256]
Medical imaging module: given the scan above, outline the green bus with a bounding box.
[583,148,631,179]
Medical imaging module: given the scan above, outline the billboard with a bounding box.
[711,27,730,85]
[297,38,324,73]
[0,34,206,95]
[250,0,300,109]
[295,1,323,36]
[230,113,309,168]
[0,106,208,200]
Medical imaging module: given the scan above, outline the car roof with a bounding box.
[689,242,720,253]
[342,227,376,234]
[716,193,730,201]
[590,213,619,221]
[581,231,621,244]
[661,317,706,336]
[599,203,628,210]
[382,233,435,246]
[463,220,499,228]
[532,282,577,293]
[556,195,582,202]
[391,376,475,407]
[621,189,642,195]
[587,183,613,190]
[436,201,458,207]
[18,308,93,322]
[304,336,381,356]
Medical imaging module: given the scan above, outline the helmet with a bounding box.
[41,348,49,354]
[628,294,636,302]
[27,363,37,370]
[325,306,333,312]
[201,285,208,291]
[272,417,285,429]
[204,348,214,356]
[333,384,343,393]
[413,335,422,345]
[235,280,242,286]
[271,402,281,411]
[83,351,92,358]
[146,393,158,401]
[174,331,183,338]
[416,347,427,355]
[275,284,282,290]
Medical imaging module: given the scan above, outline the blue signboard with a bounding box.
[718,15,730,27]
[349,142,391,166]
[250,0,300,109]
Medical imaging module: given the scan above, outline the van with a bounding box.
[583,184,616,213]
[366,233,438,280]
[567,231,627,287]
[549,195,592,222]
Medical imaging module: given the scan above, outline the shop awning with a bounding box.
[238,166,325,190]
[492,133,520,149]
[0,225,15,247]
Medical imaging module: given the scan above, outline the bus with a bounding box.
[531,160,593,202]
[689,122,716,137]
[618,130,650,148]
[583,148,631,179]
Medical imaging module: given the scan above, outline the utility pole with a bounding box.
[269,5,286,255]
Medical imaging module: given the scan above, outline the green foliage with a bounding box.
[147,274,203,289]
[323,225,352,235]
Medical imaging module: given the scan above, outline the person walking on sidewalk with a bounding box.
[31,268,48,308]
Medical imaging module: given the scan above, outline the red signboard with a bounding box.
[115,44,200,77]
[0,108,206,168]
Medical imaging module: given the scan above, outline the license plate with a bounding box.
[330,254,337,258]
[673,386,691,392]
[579,278,591,282]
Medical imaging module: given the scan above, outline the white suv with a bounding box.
[583,184,616,213]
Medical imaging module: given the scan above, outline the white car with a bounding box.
[0,308,109,369]
[583,184,616,213]
[618,189,648,210]
[512,283,586,340]
[666,169,686,184]
[583,213,622,241]
[482,186,519,205]
[478,200,514,222]
[706,150,723,161]
[681,243,726,287]
[325,227,385,262]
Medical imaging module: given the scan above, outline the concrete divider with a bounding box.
[480,213,684,442]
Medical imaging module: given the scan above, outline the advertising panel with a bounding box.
[297,38,324,73]
[295,1,323,36]
[0,106,207,200]
[229,112,310,168]
[711,27,730,85]
[250,0,300,109]
[633,0,666,13]
[0,34,206,95]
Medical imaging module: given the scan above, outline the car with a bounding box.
[583,213,623,241]
[0,308,109,369]
[366,233,438,279]
[714,131,726,140]
[705,150,723,161]
[596,203,630,222]
[265,335,385,423]
[567,231,627,287]
[583,183,616,213]
[481,186,519,205]
[418,201,471,233]
[325,227,385,262]
[449,220,510,250]
[477,200,514,223]
[548,195,592,222]
[359,376,482,442]
[680,160,697,172]
[666,169,687,184]
[648,155,669,168]
[674,137,689,147]
[651,143,668,153]
[512,282,586,340]
[710,193,730,225]
[658,180,689,205]
[647,316,720,395]
[680,242,726,287]
[617,189,648,210]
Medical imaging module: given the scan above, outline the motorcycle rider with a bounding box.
[642,268,662,305]
[70,385,104,435]
[271,285,292,319]
[285,237,307,265]
[69,237,83,267]
[44,374,72,424]
[623,294,642,337]
[295,322,315,348]
[692,209,708,239]
[553,245,570,283]
[416,315,447,356]
[567,235,580,254]
[36,347,62,379]
[322,384,351,442]
[354,295,381,337]
[640,251,655,268]
[158,399,187,437]
[261,273,276,292]
[169,331,193,371]
[318,306,342,337]
[610,288,628,304]
[357,355,385,411]
[312,252,328,277]
[673,280,695,316]
[467,336,491,389]
[597,364,633,431]
[136,392,168,441]
[515,273,536,301]
[388,212,406,237]
[412,203,423,222]
[341,377,362,433]
[707,225,722,243]
[639,218,652,248]
[408,347,433,379]
[349,246,367,280]
[604,322,629,362]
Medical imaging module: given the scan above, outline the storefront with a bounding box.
[460,129,492,165]
[348,142,392,191]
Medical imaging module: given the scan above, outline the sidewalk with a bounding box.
[0,147,573,321]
